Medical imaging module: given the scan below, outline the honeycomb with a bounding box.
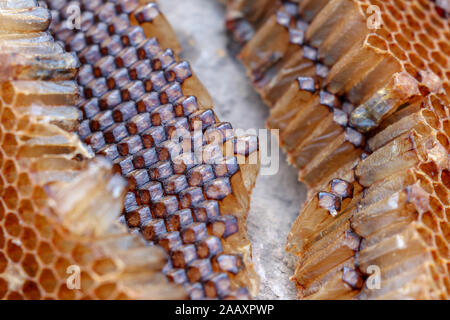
[43,0,260,299]
[225,0,450,299]
[0,0,185,300]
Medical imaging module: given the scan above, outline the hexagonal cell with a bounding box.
[37,241,56,265]
[18,199,34,224]
[31,186,49,210]
[22,280,41,300]
[429,195,444,220]
[2,133,19,157]
[21,227,38,250]
[21,253,40,277]
[433,183,449,206]
[94,283,117,299]
[54,257,72,278]
[34,215,53,239]
[6,239,23,263]
[5,212,21,237]
[431,51,448,68]
[17,172,32,197]
[435,235,449,260]
[3,159,17,185]
[3,186,18,210]
[38,269,58,293]
[80,271,94,292]
[92,258,118,276]
[419,161,439,181]
[1,107,16,131]
[416,225,435,247]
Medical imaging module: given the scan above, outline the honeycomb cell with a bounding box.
[6,239,23,263]
[4,212,21,237]
[3,159,17,184]
[37,242,56,265]
[21,227,38,251]
[17,173,32,197]
[22,281,41,300]
[22,253,40,277]
[38,269,57,294]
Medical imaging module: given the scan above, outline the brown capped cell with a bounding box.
[179,187,205,209]
[196,236,223,259]
[121,26,146,47]
[94,56,116,78]
[126,169,150,190]
[187,259,213,283]
[121,81,146,102]
[89,110,114,132]
[171,244,197,268]
[193,201,220,223]
[100,34,124,56]
[99,90,121,110]
[112,156,134,176]
[84,132,105,152]
[137,92,161,114]
[157,140,183,162]
[208,215,238,239]
[317,192,342,217]
[107,68,130,90]
[173,153,196,175]
[113,101,138,123]
[157,231,182,253]
[149,160,173,181]
[107,13,131,35]
[330,179,354,200]
[165,117,190,140]
[137,38,162,60]
[204,273,231,298]
[214,157,239,178]
[213,254,243,275]
[129,60,152,81]
[141,219,166,242]
[205,122,233,144]
[141,126,166,149]
[151,104,175,126]
[79,44,102,65]
[182,222,208,244]
[117,135,143,156]
[159,83,183,105]
[187,165,215,187]
[174,96,199,117]
[115,47,139,69]
[98,144,119,161]
[85,78,108,98]
[125,206,152,228]
[132,148,158,169]
[152,196,179,219]
[126,113,152,135]
[165,61,193,83]
[86,22,109,44]
[165,209,194,232]
[167,268,188,285]
[205,178,232,201]
[152,49,176,71]
[163,174,188,195]
[189,109,216,131]
[80,98,100,119]
[138,181,163,205]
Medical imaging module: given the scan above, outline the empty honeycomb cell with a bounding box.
[34,215,53,239]
[418,33,435,50]
[423,22,440,39]
[419,161,440,180]
[22,253,40,278]
[21,227,38,251]
[434,183,449,205]
[438,42,450,56]
[2,133,18,157]
[80,271,95,292]
[1,107,16,131]
[94,283,117,300]
[441,169,450,189]
[441,222,450,240]
[435,235,449,259]
[22,280,41,300]
[6,239,23,263]
[38,268,58,294]
[4,212,21,237]
[395,32,412,51]
[54,257,71,279]
[3,186,18,210]
[18,199,34,224]
[431,51,448,68]
[409,52,426,70]
[436,132,449,149]
[17,173,32,197]
[414,43,430,61]
[429,195,444,220]
[36,242,55,265]
[92,258,118,276]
